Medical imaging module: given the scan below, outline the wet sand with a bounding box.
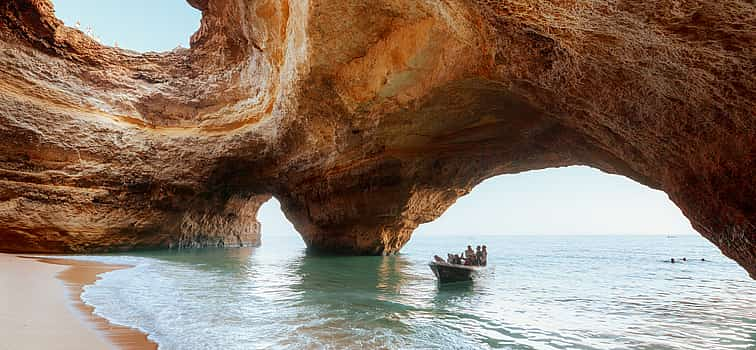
[0,254,156,350]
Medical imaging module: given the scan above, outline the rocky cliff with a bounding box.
[1,0,754,277]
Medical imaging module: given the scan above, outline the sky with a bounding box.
[50,1,696,237]
[51,0,201,52]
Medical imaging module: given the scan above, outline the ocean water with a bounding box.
[69,234,755,350]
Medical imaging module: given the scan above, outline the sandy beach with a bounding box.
[0,254,156,350]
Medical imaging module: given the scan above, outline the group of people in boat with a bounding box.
[434,245,487,266]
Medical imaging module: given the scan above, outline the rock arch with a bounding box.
[0,0,753,277]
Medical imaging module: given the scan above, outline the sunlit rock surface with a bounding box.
[0,0,754,277]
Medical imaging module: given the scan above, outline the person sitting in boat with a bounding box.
[465,245,476,265]
[481,245,488,266]
[447,253,454,264]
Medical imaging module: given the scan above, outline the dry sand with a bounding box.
[0,253,156,350]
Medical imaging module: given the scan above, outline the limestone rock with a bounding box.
[0,0,754,277]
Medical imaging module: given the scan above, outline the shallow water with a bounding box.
[71,235,756,349]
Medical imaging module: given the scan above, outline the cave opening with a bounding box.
[50,0,201,52]
[256,197,307,250]
[413,165,695,238]
[400,165,740,275]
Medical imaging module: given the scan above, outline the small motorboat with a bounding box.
[429,261,484,283]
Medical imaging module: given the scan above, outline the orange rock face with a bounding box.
[0,1,754,277]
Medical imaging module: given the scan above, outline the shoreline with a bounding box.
[34,256,158,350]
[0,254,157,350]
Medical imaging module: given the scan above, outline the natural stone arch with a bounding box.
[0,0,753,279]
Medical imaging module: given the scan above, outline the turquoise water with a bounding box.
[70,235,755,349]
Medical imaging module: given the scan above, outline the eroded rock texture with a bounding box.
[0,0,754,276]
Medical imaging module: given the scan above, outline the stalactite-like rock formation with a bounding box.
[0,0,754,277]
